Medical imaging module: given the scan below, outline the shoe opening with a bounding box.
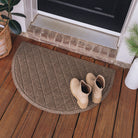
[81,81,90,94]
[96,77,104,88]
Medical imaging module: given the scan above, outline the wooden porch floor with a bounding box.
[0,35,138,138]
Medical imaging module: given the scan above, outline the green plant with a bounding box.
[127,24,138,56]
[0,0,26,34]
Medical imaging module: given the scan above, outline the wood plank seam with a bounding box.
[72,113,80,137]
[15,104,34,135]
[12,103,30,136]
[0,71,11,88]
[131,90,138,138]
[51,115,61,138]
[31,111,44,137]
[92,103,101,138]
[111,69,125,137]
[0,90,17,120]
[11,102,29,137]
[0,63,12,80]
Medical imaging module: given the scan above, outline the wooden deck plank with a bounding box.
[0,35,24,85]
[0,92,28,138]
[33,112,59,138]
[133,91,138,138]
[68,51,81,58]
[53,114,78,138]
[93,65,123,138]
[0,35,138,137]
[113,69,137,138]
[54,47,69,54]
[11,33,17,43]
[0,73,16,119]
[40,42,55,50]
[73,107,99,138]
[12,104,42,138]
[81,55,94,62]
[73,60,105,137]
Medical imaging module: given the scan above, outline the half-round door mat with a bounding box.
[12,42,115,114]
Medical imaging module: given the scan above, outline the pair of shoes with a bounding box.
[70,73,105,109]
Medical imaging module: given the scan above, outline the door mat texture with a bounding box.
[12,42,115,114]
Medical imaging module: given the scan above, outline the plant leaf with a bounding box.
[9,19,22,34]
[127,36,138,56]
[132,24,138,36]
[11,12,26,18]
[0,0,8,4]
[5,6,13,12]
[0,4,8,11]
[10,0,20,6]
[1,14,9,19]
[126,24,138,56]
[10,6,13,11]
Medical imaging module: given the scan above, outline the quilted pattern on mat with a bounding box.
[12,42,115,114]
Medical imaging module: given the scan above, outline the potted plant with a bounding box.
[0,0,26,58]
[125,24,138,90]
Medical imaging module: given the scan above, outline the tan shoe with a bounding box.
[86,73,105,104]
[86,73,96,87]
[93,75,105,103]
[70,78,91,109]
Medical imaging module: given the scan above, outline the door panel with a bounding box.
[38,0,132,32]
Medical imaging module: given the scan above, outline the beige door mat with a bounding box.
[12,42,115,114]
